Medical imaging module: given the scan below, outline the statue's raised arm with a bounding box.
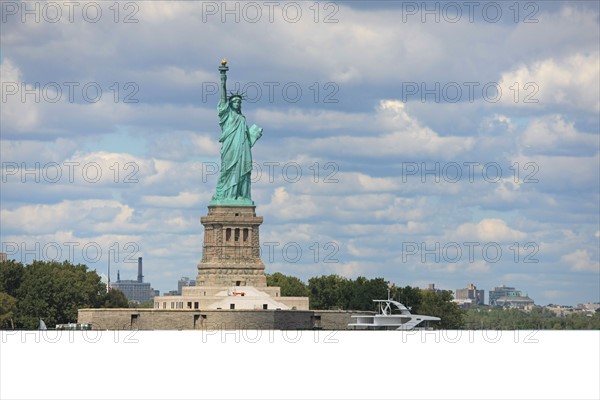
[219,58,228,104]
[210,60,263,207]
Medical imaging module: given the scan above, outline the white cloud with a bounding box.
[510,152,599,195]
[141,191,208,209]
[0,58,40,132]
[502,273,536,283]
[1,199,138,235]
[261,187,320,221]
[255,108,370,132]
[0,138,79,164]
[542,290,563,303]
[328,261,376,278]
[562,249,599,273]
[466,260,491,274]
[520,114,598,156]
[289,100,475,159]
[452,219,527,242]
[498,52,600,112]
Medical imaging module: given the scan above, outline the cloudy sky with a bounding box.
[1,0,598,306]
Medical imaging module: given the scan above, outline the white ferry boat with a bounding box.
[348,299,441,330]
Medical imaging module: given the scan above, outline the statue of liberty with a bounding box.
[210,59,263,206]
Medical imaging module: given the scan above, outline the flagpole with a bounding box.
[107,251,111,293]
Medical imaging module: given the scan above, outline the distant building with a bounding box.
[452,298,476,309]
[178,277,196,295]
[160,277,196,297]
[489,285,534,309]
[422,283,444,294]
[455,283,485,308]
[0,252,7,262]
[110,257,157,303]
[545,305,576,317]
[495,296,535,309]
[489,285,520,305]
[576,303,600,313]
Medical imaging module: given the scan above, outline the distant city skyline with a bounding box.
[0,251,596,307]
[109,257,157,303]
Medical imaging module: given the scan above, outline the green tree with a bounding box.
[564,312,600,329]
[128,299,154,308]
[465,307,536,329]
[16,260,106,329]
[526,308,555,329]
[345,276,388,311]
[0,292,17,329]
[136,299,155,308]
[267,272,309,297]
[394,285,423,312]
[416,290,465,329]
[0,260,25,297]
[103,289,129,308]
[395,287,468,329]
[307,275,389,311]
[307,274,348,310]
[463,306,600,330]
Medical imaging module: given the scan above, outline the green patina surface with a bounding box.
[210,60,262,207]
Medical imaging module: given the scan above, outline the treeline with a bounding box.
[267,273,465,329]
[0,260,128,329]
[3,261,598,330]
[268,273,600,330]
[464,306,600,330]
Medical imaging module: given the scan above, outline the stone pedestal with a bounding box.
[196,205,266,287]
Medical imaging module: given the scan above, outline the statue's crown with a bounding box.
[228,91,246,101]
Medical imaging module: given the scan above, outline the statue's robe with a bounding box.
[211,99,262,203]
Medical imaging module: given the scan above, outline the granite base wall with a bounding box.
[313,310,370,330]
[78,308,315,330]
[78,308,365,330]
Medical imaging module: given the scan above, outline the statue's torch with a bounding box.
[219,58,229,74]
